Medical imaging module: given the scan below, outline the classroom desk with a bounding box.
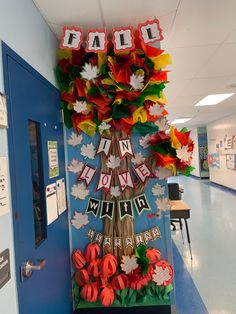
[169,200,192,259]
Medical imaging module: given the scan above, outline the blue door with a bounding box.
[2,43,72,314]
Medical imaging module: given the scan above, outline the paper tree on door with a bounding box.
[56,29,194,309]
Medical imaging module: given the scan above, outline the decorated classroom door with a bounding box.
[57,19,194,311]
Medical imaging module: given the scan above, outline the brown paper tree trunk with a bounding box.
[101,130,156,260]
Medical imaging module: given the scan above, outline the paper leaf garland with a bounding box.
[121,255,139,274]
[152,264,172,286]
[176,146,192,164]
[155,197,170,212]
[71,211,89,229]
[73,100,87,113]
[110,186,121,198]
[80,143,96,160]
[71,183,89,200]
[149,103,163,116]
[155,167,173,179]
[68,158,84,173]
[139,134,151,149]
[152,183,165,196]
[80,63,98,81]
[106,155,121,170]
[130,73,145,90]
[131,152,145,165]
[68,132,83,147]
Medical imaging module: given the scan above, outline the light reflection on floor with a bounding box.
[169,176,236,314]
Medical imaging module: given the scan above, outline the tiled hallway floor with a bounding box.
[169,176,236,314]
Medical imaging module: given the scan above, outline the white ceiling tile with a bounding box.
[34,0,103,31]
[100,0,179,29]
[166,0,236,48]
[195,43,236,78]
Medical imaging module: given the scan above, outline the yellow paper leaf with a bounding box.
[101,78,116,86]
[98,52,107,72]
[57,49,72,61]
[170,126,181,149]
[133,106,147,123]
[150,53,172,70]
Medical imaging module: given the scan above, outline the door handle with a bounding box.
[21,259,47,280]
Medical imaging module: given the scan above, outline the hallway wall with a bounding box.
[207,113,236,190]
[0,1,58,313]
[190,128,200,177]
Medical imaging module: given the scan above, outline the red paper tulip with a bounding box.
[74,269,89,287]
[111,273,128,290]
[85,242,100,263]
[146,248,161,264]
[72,249,86,270]
[81,283,99,303]
[100,253,117,278]
[87,259,101,277]
[99,284,115,307]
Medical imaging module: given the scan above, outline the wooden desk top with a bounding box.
[169,200,191,211]
[169,200,191,219]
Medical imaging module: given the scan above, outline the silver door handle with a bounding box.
[21,259,47,280]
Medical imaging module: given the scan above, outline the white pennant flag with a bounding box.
[118,138,134,158]
[134,163,153,183]
[118,171,134,191]
[96,137,112,156]
[78,165,96,186]
[96,172,112,191]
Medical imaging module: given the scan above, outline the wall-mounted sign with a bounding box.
[0,93,8,128]
[226,154,236,170]
[0,157,9,217]
[48,141,59,178]
[0,249,11,289]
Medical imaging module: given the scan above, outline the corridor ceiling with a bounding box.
[33,0,236,127]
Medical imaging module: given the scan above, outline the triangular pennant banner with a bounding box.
[78,165,96,186]
[133,193,151,215]
[96,137,112,156]
[100,201,115,220]
[118,171,134,191]
[86,197,101,217]
[134,162,154,183]
[118,200,133,220]
[118,138,134,158]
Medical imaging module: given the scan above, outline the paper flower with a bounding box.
[80,143,96,160]
[131,152,145,165]
[71,211,89,229]
[152,183,165,196]
[149,103,163,116]
[80,63,98,81]
[155,197,170,212]
[155,167,173,179]
[139,134,152,149]
[130,74,144,90]
[71,183,89,200]
[176,146,192,164]
[67,159,84,173]
[155,117,169,131]
[68,132,83,147]
[152,264,172,286]
[106,155,121,169]
[99,122,111,131]
[110,186,121,198]
[121,255,139,274]
[73,100,87,113]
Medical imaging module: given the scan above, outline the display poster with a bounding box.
[0,249,10,289]
[46,183,58,225]
[226,154,236,170]
[48,141,59,178]
[0,157,9,217]
[56,178,67,215]
[0,93,8,128]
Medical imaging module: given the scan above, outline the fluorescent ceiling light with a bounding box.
[194,93,235,106]
[171,118,191,124]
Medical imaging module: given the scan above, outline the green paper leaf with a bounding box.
[136,243,147,258]
[129,290,137,304]
[112,103,131,119]
[180,127,188,133]
[101,64,110,76]
[179,165,195,176]
[132,122,159,135]
[55,67,71,92]
[68,65,81,80]
[145,57,154,69]
[151,142,177,156]
[88,85,100,96]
